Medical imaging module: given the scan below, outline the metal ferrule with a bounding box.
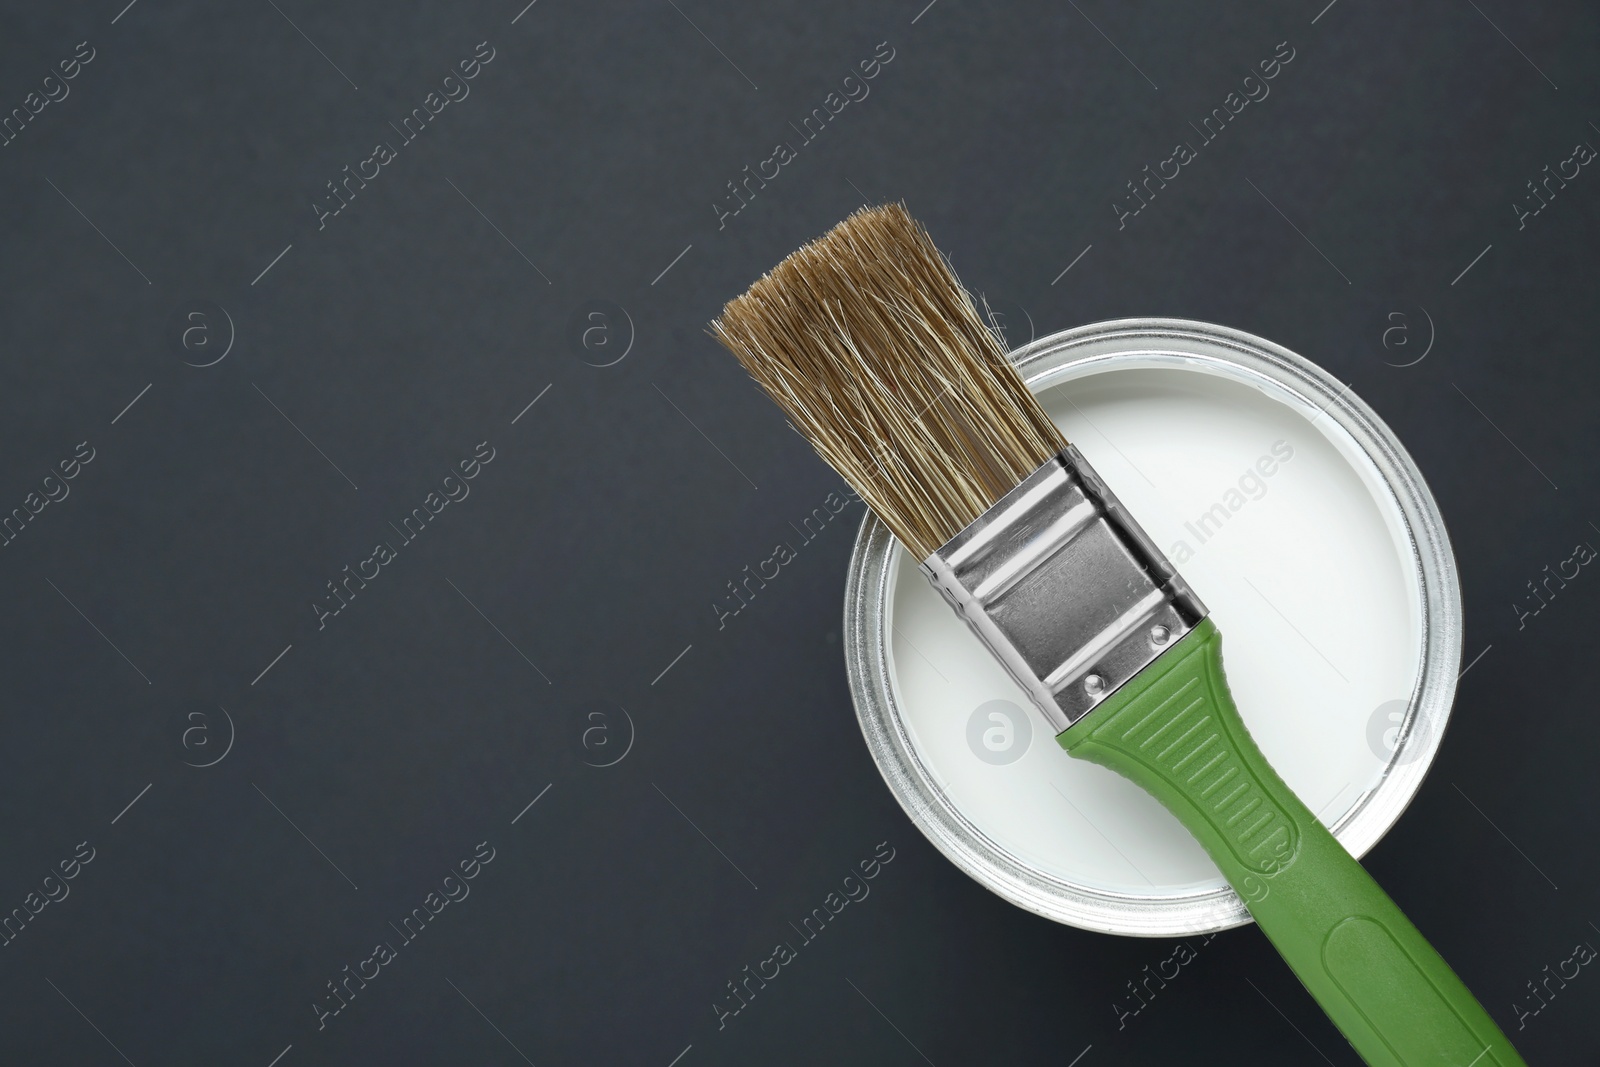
[920,445,1206,734]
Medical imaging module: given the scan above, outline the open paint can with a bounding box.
[843,318,1462,936]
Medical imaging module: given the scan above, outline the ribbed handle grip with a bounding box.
[1060,619,1525,1067]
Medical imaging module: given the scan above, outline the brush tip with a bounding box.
[711,203,1065,558]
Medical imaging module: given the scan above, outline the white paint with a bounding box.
[886,362,1421,896]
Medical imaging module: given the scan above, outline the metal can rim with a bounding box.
[842,317,1462,936]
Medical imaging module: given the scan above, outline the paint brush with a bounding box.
[711,203,1524,1067]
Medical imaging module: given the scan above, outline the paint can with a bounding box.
[843,318,1461,935]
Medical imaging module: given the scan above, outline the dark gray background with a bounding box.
[0,0,1595,1063]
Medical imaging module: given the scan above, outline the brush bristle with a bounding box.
[710,203,1067,559]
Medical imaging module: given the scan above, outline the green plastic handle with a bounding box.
[1059,619,1525,1067]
